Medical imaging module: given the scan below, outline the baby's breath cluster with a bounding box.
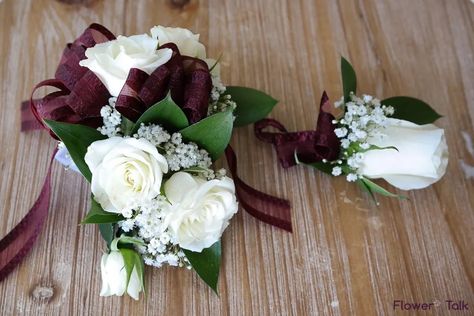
[163,133,212,171]
[134,123,171,146]
[329,93,395,182]
[118,197,190,268]
[98,97,122,137]
[208,74,236,115]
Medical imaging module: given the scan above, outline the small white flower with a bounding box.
[348,133,358,142]
[332,166,342,176]
[341,139,351,149]
[334,127,348,138]
[120,219,135,232]
[346,173,358,182]
[384,105,395,116]
[363,94,373,103]
[360,143,370,150]
[355,129,367,139]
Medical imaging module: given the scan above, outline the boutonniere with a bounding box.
[256,57,448,200]
[2,24,292,299]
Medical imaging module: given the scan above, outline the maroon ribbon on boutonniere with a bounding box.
[1,23,292,281]
[254,92,340,168]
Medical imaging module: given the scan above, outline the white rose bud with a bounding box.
[100,251,143,300]
[79,34,172,97]
[150,26,206,59]
[164,172,238,252]
[84,137,168,213]
[359,118,449,190]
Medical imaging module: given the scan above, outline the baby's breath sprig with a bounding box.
[327,92,395,182]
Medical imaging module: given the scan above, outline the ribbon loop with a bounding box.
[254,91,340,168]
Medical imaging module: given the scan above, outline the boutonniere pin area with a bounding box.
[1,24,292,299]
[256,57,448,200]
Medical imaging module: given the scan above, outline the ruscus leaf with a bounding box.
[226,86,278,127]
[341,57,357,102]
[360,177,407,200]
[98,223,115,249]
[180,110,233,160]
[44,120,106,182]
[132,94,189,133]
[382,96,442,124]
[183,241,221,294]
[81,197,124,224]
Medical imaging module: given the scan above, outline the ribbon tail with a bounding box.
[225,146,292,232]
[0,150,56,281]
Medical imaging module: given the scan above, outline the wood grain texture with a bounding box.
[0,0,473,315]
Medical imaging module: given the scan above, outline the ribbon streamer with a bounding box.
[225,146,292,232]
[0,149,56,282]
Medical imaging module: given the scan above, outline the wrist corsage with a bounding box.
[1,24,292,298]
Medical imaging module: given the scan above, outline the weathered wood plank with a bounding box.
[0,0,473,315]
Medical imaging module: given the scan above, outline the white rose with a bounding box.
[79,34,172,97]
[150,26,206,59]
[359,118,448,190]
[164,172,238,252]
[84,137,168,213]
[100,251,143,300]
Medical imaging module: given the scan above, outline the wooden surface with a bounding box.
[0,0,473,315]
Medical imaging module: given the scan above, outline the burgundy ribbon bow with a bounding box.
[2,24,292,282]
[254,92,340,168]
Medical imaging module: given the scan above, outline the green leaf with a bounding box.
[132,94,189,133]
[341,57,357,102]
[360,144,398,153]
[305,162,334,175]
[357,179,377,202]
[121,116,135,136]
[382,96,442,124]
[183,241,221,294]
[119,248,144,290]
[226,86,278,127]
[44,120,106,182]
[112,234,146,248]
[98,223,115,248]
[81,198,125,224]
[134,252,145,293]
[294,152,333,175]
[180,110,233,160]
[360,177,407,200]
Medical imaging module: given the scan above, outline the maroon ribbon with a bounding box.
[255,92,340,168]
[115,43,212,123]
[22,24,213,134]
[0,149,56,282]
[225,146,292,231]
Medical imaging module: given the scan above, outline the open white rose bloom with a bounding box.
[79,34,172,97]
[164,172,238,252]
[359,118,448,190]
